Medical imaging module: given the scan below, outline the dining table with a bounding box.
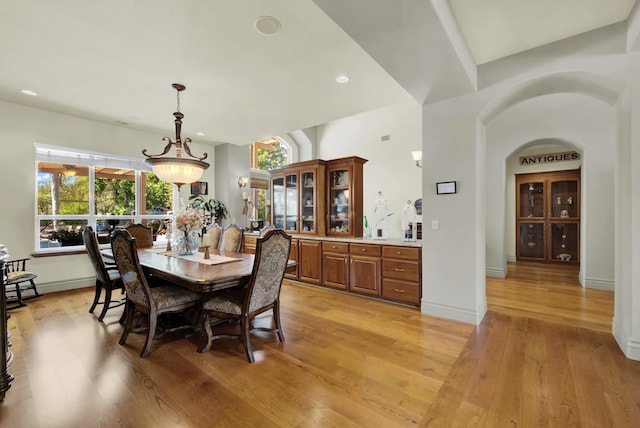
[102,246,297,294]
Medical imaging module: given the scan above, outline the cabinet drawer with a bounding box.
[243,235,257,254]
[382,279,420,305]
[382,259,420,282]
[350,243,381,257]
[382,246,420,261]
[322,241,349,254]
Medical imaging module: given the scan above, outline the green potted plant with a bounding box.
[188,195,229,226]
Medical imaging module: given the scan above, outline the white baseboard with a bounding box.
[486,267,506,278]
[583,277,614,291]
[612,317,640,361]
[421,299,486,325]
[31,277,94,294]
[506,255,517,263]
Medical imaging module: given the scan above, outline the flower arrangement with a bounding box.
[175,207,204,234]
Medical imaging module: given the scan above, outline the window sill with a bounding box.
[32,247,87,258]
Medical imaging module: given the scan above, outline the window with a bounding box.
[35,144,174,251]
[248,138,289,221]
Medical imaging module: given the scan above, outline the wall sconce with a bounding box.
[237,176,249,188]
[411,151,422,168]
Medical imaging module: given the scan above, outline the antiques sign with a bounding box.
[519,151,580,166]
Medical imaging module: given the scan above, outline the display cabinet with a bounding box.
[326,156,367,237]
[270,157,366,237]
[271,160,326,235]
[515,169,580,264]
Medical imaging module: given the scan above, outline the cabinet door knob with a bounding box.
[362,248,366,252]
[396,251,401,255]
[332,245,337,249]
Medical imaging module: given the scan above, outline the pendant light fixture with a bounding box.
[142,83,209,188]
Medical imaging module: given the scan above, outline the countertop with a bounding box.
[244,231,422,247]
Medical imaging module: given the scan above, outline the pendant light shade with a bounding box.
[142,83,209,188]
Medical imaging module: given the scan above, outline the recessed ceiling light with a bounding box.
[196,132,205,136]
[255,16,281,35]
[21,89,38,96]
[335,75,350,84]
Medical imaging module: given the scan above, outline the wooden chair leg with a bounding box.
[197,313,213,353]
[119,302,134,345]
[140,312,157,358]
[89,281,101,314]
[29,279,40,297]
[273,301,285,342]
[98,286,112,322]
[14,284,25,307]
[241,315,254,363]
[118,306,126,325]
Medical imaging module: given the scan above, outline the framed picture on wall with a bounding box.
[190,181,208,195]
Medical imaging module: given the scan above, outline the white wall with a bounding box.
[415,22,640,357]
[317,99,423,238]
[0,100,218,293]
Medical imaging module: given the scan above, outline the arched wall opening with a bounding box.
[478,70,634,356]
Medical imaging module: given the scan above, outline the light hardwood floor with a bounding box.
[1,263,639,427]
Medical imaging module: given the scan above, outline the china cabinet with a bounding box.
[270,156,366,238]
[326,156,367,237]
[270,159,326,235]
[515,169,580,264]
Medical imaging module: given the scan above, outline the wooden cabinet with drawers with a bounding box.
[349,243,381,296]
[299,239,322,284]
[322,241,349,290]
[381,245,421,306]
[243,234,257,254]
[275,234,421,307]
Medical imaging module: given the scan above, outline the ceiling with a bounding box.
[0,1,636,147]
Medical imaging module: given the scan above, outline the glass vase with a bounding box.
[174,230,199,256]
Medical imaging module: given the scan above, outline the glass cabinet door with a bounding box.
[518,222,545,260]
[519,182,545,218]
[550,222,579,262]
[328,168,350,234]
[550,180,578,218]
[272,176,285,229]
[285,173,298,232]
[300,170,317,234]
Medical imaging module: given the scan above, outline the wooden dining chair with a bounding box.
[218,224,244,252]
[209,224,222,250]
[5,258,40,309]
[82,226,127,322]
[124,223,154,248]
[198,229,292,363]
[110,229,200,358]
